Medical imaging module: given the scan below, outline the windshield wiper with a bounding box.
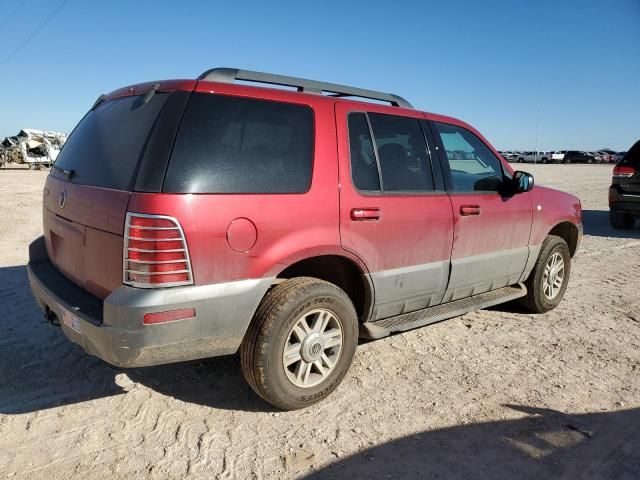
[52,165,74,179]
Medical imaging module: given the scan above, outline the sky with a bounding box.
[0,0,638,151]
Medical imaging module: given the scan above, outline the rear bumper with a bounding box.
[27,236,274,367]
[609,188,640,215]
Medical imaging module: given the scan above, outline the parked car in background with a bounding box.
[563,151,596,164]
[609,140,640,229]
[552,151,568,163]
[597,151,615,163]
[499,151,519,162]
[614,151,627,163]
[600,149,617,163]
[516,151,551,163]
[588,152,605,163]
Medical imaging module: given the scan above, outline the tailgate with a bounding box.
[41,88,181,300]
[44,176,129,299]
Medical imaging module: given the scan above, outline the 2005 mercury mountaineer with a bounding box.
[28,68,582,410]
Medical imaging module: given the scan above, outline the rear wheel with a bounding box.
[521,235,571,313]
[240,277,358,410]
[610,211,635,229]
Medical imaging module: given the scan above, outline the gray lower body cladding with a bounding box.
[27,236,274,367]
[360,284,527,339]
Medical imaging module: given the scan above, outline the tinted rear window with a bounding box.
[620,140,640,166]
[163,93,314,193]
[53,93,168,190]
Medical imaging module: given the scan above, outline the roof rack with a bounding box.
[197,67,413,109]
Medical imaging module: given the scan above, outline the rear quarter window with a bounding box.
[163,94,314,194]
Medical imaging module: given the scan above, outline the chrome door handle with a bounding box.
[460,205,481,216]
[351,208,381,221]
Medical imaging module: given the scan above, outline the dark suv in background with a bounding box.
[563,151,597,164]
[610,140,640,229]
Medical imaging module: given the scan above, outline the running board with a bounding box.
[359,284,527,340]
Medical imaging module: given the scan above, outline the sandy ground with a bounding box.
[0,164,638,479]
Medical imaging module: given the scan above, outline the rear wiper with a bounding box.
[142,83,161,105]
[52,165,74,179]
[91,94,106,111]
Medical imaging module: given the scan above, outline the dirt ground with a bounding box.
[0,164,638,479]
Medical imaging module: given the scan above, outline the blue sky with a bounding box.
[0,0,638,150]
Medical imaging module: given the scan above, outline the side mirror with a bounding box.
[512,171,534,193]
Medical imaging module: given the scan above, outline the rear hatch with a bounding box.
[613,141,640,196]
[44,83,193,299]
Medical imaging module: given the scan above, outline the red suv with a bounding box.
[28,68,582,410]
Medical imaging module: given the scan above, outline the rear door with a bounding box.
[430,120,533,302]
[44,87,191,299]
[336,103,454,321]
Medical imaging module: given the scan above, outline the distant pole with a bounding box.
[534,95,541,166]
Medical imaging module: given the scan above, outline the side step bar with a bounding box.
[359,284,527,340]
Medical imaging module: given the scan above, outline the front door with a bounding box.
[336,103,454,321]
[430,120,533,302]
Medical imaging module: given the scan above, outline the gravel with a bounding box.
[0,164,638,479]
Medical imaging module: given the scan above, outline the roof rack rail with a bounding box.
[197,67,413,109]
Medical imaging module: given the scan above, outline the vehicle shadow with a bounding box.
[0,265,124,414]
[303,405,640,479]
[582,209,640,239]
[0,264,274,414]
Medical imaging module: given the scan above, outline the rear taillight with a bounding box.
[613,165,636,178]
[123,213,193,288]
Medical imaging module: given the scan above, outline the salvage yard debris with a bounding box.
[0,129,66,168]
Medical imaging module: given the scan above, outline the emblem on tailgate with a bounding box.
[59,189,67,209]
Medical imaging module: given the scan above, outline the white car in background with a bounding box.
[499,151,519,162]
[552,150,568,163]
[517,151,552,163]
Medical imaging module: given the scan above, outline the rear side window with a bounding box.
[369,113,434,191]
[348,113,380,191]
[53,93,169,190]
[164,94,314,193]
[347,112,434,193]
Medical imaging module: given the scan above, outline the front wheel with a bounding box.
[521,235,571,313]
[240,277,358,410]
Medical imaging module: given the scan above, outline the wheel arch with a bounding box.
[276,254,374,322]
[547,221,580,257]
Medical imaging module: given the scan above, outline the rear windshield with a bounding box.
[53,93,169,190]
[620,140,640,166]
[163,93,314,194]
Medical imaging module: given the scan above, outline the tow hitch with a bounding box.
[44,306,60,326]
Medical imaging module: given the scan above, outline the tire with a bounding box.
[521,235,571,313]
[541,158,548,164]
[518,158,524,163]
[240,277,358,410]
[610,211,635,229]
